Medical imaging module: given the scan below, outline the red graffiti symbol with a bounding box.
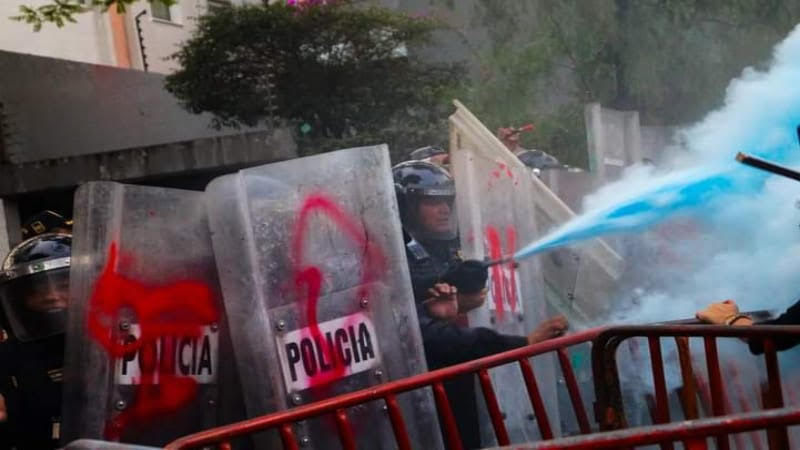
[485,225,519,322]
[485,226,505,321]
[505,226,518,314]
[497,162,516,183]
[491,162,516,186]
[87,243,218,439]
[290,193,387,389]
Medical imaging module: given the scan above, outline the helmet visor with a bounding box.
[0,268,69,342]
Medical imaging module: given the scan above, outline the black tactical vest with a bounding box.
[0,334,64,450]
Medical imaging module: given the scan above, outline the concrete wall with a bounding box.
[584,102,643,186]
[0,128,297,197]
[0,0,116,66]
[641,125,678,165]
[0,50,261,164]
[0,199,21,263]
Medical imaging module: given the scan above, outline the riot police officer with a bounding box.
[0,233,72,449]
[393,160,567,449]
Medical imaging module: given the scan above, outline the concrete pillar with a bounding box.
[0,198,20,262]
[584,102,607,186]
[585,102,644,187]
[623,110,643,165]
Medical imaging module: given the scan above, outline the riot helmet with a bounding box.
[0,233,71,342]
[393,160,457,241]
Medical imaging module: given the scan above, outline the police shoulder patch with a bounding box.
[406,239,429,261]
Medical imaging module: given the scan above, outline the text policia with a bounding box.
[277,312,381,392]
[116,324,219,385]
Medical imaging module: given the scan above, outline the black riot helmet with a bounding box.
[393,160,458,241]
[0,233,71,342]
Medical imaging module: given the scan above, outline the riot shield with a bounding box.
[450,145,560,445]
[205,145,442,449]
[449,101,625,445]
[62,182,243,446]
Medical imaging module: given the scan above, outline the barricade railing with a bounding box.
[164,328,604,450]
[592,324,800,450]
[165,324,800,450]
[509,406,800,450]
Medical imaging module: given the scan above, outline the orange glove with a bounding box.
[696,299,739,325]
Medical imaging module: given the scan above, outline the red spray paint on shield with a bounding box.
[485,224,519,322]
[290,193,387,389]
[87,243,218,439]
[486,226,505,321]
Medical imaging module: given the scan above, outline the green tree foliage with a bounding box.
[460,0,800,167]
[12,0,174,31]
[165,1,462,157]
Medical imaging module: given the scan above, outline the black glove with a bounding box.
[442,259,489,294]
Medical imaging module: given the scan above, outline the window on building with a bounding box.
[151,1,172,21]
[207,0,232,13]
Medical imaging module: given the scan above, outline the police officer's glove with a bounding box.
[442,259,489,295]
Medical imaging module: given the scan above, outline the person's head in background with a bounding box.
[21,210,72,240]
[497,124,534,154]
[408,145,449,168]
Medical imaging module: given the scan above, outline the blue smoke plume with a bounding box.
[514,24,800,322]
[516,24,800,264]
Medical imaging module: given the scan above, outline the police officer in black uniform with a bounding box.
[0,233,72,450]
[393,160,567,449]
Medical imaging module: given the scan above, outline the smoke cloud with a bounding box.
[520,24,800,323]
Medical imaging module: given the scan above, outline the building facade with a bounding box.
[0,0,258,74]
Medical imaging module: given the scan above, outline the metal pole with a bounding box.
[736,152,800,182]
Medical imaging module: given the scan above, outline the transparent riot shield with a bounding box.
[62,182,243,446]
[205,145,442,449]
[450,147,560,445]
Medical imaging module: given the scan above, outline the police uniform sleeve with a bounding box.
[748,299,800,354]
[419,313,527,368]
[411,272,441,303]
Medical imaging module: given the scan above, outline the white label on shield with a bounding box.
[276,312,381,392]
[115,324,218,385]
